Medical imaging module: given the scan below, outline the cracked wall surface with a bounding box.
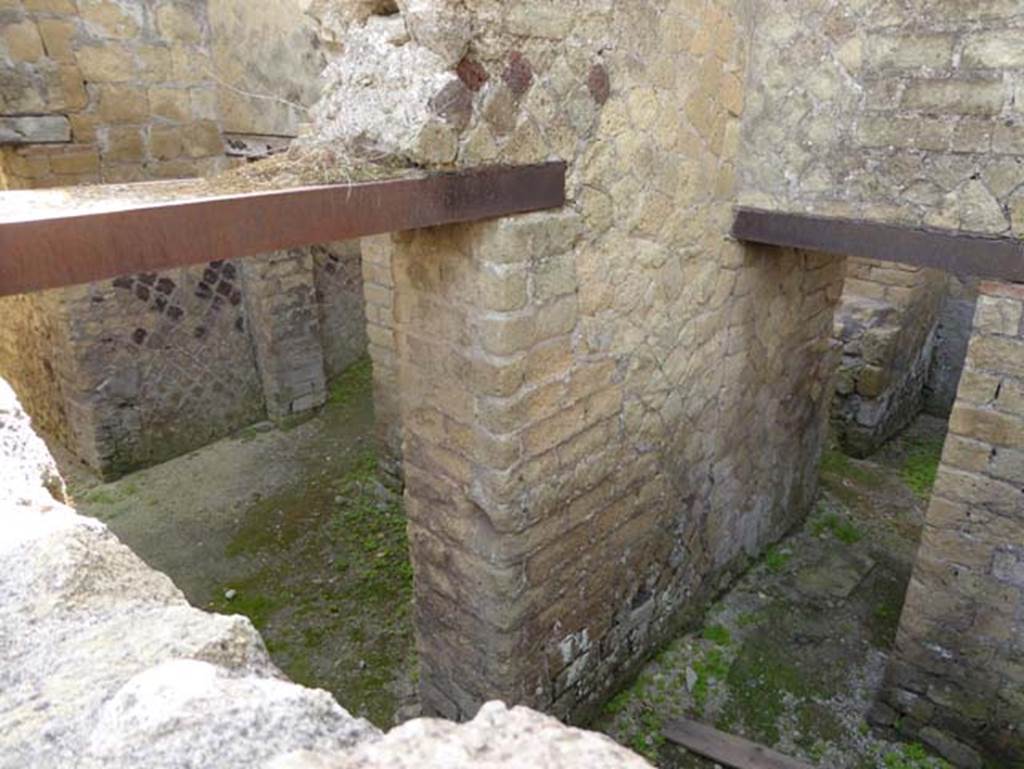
[740,0,1024,238]
[311,0,846,722]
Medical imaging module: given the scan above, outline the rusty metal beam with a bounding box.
[733,207,1024,283]
[0,162,566,297]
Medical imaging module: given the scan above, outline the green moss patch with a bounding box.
[210,447,413,727]
[763,545,792,573]
[328,356,374,408]
[811,510,864,544]
[882,743,952,769]
[820,447,884,488]
[900,438,944,500]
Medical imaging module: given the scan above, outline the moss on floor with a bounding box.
[594,416,952,769]
[899,438,944,500]
[75,356,417,729]
[207,447,413,727]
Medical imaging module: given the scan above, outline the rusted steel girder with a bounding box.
[0,162,566,297]
[733,207,1024,283]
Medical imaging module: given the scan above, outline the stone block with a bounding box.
[856,364,888,397]
[975,295,1023,337]
[949,404,1024,447]
[78,0,140,39]
[902,78,1006,117]
[942,435,992,474]
[50,148,100,175]
[76,44,135,82]
[962,32,1024,69]
[104,126,145,162]
[843,277,887,301]
[950,119,994,154]
[989,447,1024,484]
[57,64,87,111]
[22,0,75,11]
[170,44,212,81]
[479,313,536,357]
[35,19,77,63]
[148,124,183,161]
[993,122,1024,155]
[137,46,173,81]
[968,335,1024,379]
[920,727,983,769]
[533,254,578,303]
[933,466,1023,518]
[0,115,70,144]
[522,397,590,459]
[156,4,204,45]
[190,88,218,121]
[4,149,50,178]
[69,113,99,143]
[867,34,955,69]
[102,163,147,183]
[149,87,192,122]
[478,265,528,312]
[1,19,44,63]
[473,212,583,266]
[182,121,223,158]
[96,84,149,123]
[956,369,1001,406]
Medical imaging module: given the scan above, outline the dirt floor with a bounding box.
[594,415,952,769]
[61,367,955,767]
[60,358,418,729]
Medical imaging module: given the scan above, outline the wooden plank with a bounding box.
[663,717,817,769]
[0,162,565,297]
[732,207,1024,283]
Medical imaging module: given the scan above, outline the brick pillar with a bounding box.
[241,249,327,422]
[879,280,1024,769]
[361,235,403,465]
[381,212,587,720]
[385,213,843,724]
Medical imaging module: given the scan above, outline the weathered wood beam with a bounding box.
[0,162,566,297]
[733,207,1024,283]
[663,718,817,769]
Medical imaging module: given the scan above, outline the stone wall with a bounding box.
[315,241,369,381]
[741,0,1024,237]
[361,235,402,464]
[0,241,367,479]
[0,289,74,448]
[878,280,1024,769]
[309,0,845,722]
[0,0,322,185]
[0,0,370,477]
[740,2,1024,762]
[0,0,232,187]
[832,259,947,456]
[61,262,268,475]
[207,0,324,139]
[925,275,979,417]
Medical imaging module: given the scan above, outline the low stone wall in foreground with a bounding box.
[0,377,650,769]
